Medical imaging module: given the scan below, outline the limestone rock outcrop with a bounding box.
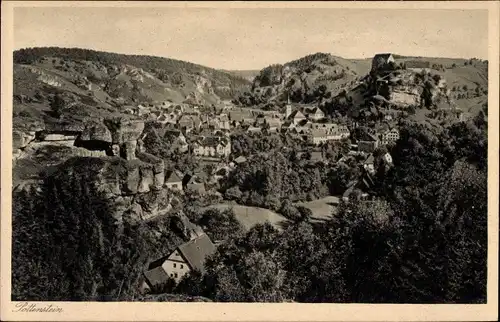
[13,130,36,150]
[79,122,113,143]
[103,117,145,160]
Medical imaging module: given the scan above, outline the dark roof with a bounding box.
[166,170,183,183]
[200,136,221,147]
[164,129,183,138]
[144,266,170,288]
[177,234,216,273]
[359,131,379,142]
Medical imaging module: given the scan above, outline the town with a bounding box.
[11,41,488,304]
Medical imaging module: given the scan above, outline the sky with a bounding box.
[14,7,489,70]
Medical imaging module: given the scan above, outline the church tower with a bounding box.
[285,94,292,119]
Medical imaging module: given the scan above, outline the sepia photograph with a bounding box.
[1,1,499,321]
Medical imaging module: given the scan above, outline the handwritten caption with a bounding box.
[13,302,63,313]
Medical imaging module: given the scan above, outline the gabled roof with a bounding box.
[144,266,170,288]
[166,170,183,183]
[364,154,375,165]
[306,107,325,116]
[359,131,379,142]
[199,136,228,147]
[289,110,306,119]
[176,234,216,273]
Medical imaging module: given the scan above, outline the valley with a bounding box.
[11,47,488,303]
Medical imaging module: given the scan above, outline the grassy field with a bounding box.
[202,203,288,231]
[294,196,340,222]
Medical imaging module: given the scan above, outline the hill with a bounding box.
[320,55,488,127]
[233,53,487,121]
[234,52,372,108]
[13,47,252,131]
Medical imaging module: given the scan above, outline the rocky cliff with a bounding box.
[13,115,205,236]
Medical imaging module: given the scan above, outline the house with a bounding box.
[229,110,253,125]
[371,53,395,72]
[164,130,189,153]
[192,136,231,158]
[382,152,394,169]
[256,116,282,131]
[165,170,184,191]
[285,102,307,125]
[157,112,178,125]
[380,128,400,145]
[217,114,231,130]
[357,132,380,153]
[306,107,326,121]
[309,124,350,145]
[289,110,307,125]
[177,115,201,132]
[233,155,247,165]
[328,124,350,140]
[183,175,207,194]
[142,233,216,290]
[246,126,261,134]
[310,129,330,145]
[280,120,296,132]
[363,154,376,175]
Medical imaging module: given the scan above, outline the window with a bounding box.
[180,264,184,269]
[170,274,173,277]
[173,263,176,268]
[174,273,178,278]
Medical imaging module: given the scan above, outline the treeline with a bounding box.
[223,132,355,210]
[11,157,191,301]
[171,110,488,303]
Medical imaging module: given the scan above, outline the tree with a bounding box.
[296,205,313,223]
[50,93,66,118]
[198,208,244,242]
[224,186,242,201]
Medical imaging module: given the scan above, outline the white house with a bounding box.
[142,234,216,290]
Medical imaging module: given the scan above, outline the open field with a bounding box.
[202,203,288,231]
[294,196,340,222]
